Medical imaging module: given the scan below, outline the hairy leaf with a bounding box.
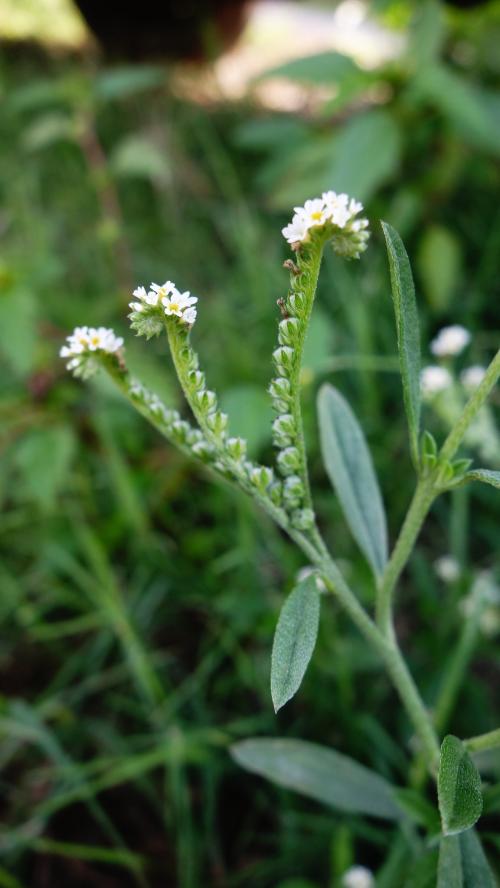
[271,576,320,712]
[465,469,500,491]
[318,384,388,578]
[381,222,421,468]
[231,738,402,820]
[438,736,483,836]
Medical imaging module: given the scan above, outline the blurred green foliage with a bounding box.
[0,1,499,885]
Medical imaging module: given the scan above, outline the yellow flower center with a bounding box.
[311,211,323,221]
[91,336,100,346]
[169,303,179,313]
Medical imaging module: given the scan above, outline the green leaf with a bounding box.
[257,51,358,85]
[381,222,421,468]
[465,470,500,491]
[459,830,496,888]
[317,384,388,578]
[270,576,320,712]
[438,736,483,836]
[327,110,401,203]
[438,831,497,888]
[94,65,165,101]
[231,738,402,820]
[438,836,463,888]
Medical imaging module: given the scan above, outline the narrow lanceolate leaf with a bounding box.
[438,836,463,888]
[465,469,500,490]
[270,576,320,712]
[317,384,388,578]
[231,738,402,820]
[437,830,496,888]
[438,735,483,836]
[381,222,421,469]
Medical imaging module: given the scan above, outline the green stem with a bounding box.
[464,728,500,754]
[310,552,440,766]
[376,479,436,637]
[286,241,324,515]
[439,349,500,463]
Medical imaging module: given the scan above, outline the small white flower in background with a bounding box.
[129,280,197,327]
[430,325,471,357]
[434,555,460,583]
[342,865,375,888]
[461,365,486,391]
[420,365,453,397]
[60,326,123,378]
[282,190,370,258]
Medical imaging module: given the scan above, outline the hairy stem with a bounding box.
[376,478,436,638]
[465,728,500,754]
[439,348,500,462]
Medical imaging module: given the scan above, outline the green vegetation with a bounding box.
[0,2,499,885]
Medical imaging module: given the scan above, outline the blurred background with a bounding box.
[0,0,499,885]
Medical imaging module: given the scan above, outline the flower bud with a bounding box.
[272,346,294,376]
[226,436,247,461]
[171,419,190,443]
[283,475,304,508]
[277,446,300,475]
[180,347,199,372]
[249,465,274,491]
[206,410,228,435]
[273,414,295,437]
[186,428,204,446]
[288,291,306,316]
[269,377,291,400]
[194,389,217,413]
[192,440,215,462]
[268,480,283,506]
[291,508,315,530]
[188,369,205,391]
[278,317,300,347]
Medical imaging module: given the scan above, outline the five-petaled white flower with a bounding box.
[431,325,471,357]
[282,190,369,258]
[162,289,197,321]
[420,365,453,397]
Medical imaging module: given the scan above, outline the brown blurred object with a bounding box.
[74,0,249,61]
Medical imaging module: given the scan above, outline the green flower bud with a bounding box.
[268,480,283,506]
[288,291,306,316]
[291,508,315,530]
[206,410,228,435]
[192,440,215,462]
[194,389,217,413]
[188,369,205,391]
[249,465,274,491]
[283,474,304,508]
[272,346,294,376]
[273,413,295,437]
[171,419,190,443]
[226,436,247,461]
[277,446,300,476]
[278,317,300,347]
[269,377,291,399]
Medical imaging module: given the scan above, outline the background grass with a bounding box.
[0,1,499,885]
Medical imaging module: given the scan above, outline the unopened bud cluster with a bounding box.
[128,379,215,462]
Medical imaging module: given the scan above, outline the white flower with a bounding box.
[162,289,198,320]
[434,555,460,583]
[149,280,177,305]
[461,365,486,391]
[342,866,375,888]
[420,365,453,397]
[60,326,123,378]
[431,325,471,357]
[282,190,369,258]
[282,212,310,245]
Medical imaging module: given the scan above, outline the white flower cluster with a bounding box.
[282,191,369,259]
[129,280,197,338]
[434,555,461,584]
[60,326,123,378]
[431,325,471,357]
